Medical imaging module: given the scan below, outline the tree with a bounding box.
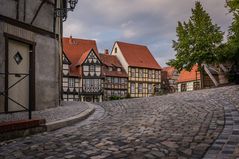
[167,1,224,71]
[225,0,239,63]
[225,0,239,83]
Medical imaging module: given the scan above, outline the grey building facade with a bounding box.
[0,0,69,113]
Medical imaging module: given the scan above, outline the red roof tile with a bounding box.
[63,37,99,65]
[100,54,128,78]
[99,54,122,68]
[116,41,161,70]
[63,37,99,76]
[177,65,201,83]
[163,67,176,79]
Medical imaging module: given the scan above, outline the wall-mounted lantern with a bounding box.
[55,0,78,21]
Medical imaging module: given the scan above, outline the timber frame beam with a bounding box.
[0,15,59,39]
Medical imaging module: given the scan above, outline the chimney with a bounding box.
[69,35,73,44]
[104,49,109,55]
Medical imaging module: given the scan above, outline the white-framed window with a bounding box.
[131,83,135,93]
[120,78,126,84]
[139,69,143,78]
[90,65,94,72]
[107,77,112,83]
[138,83,143,93]
[155,71,159,79]
[117,68,121,72]
[68,78,75,88]
[83,65,89,72]
[114,77,119,84]
[148,70,153,78]
[131,68,136,77]
[115,47,117,53]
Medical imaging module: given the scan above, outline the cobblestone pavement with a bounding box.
[0,86,239,159]
[0,101,89,123]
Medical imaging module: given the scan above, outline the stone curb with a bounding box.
[45,102,95,131]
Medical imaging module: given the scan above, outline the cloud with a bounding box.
[64,0,232,67]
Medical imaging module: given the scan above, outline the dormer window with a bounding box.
[114,47,117,53]
[117,68,121,72]
[109,67,113,71]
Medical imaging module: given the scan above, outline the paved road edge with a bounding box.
[45,102,95,131]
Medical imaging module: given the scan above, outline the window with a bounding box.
[138,83,143,93]
[121,91,125,97]
[181,83,186,92]
[148,70,152,78]
[121,78,125,84]
[68,78,75,87]
[85,79,90,87]
[131,68,136,77]
[155,71,159,79]
[117,68,121,72]
[131,83,135,93]
[139,69,143,78]
[193,82,200,90]
[115,47,117,53]
[83,65,89,72]
[114,78,119,84]
[109,67,113,71]
[90,65,94,72]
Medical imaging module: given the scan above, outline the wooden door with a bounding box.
[7,40,30,112]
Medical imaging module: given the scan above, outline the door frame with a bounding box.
[4,33,36,113]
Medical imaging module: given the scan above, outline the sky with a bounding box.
[63,0,232,67]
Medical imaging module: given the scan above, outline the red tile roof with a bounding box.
[163,67,176,79]
[100,54,122,68]
[63,37,99,65]
[63,37,99,76]
[69,67,81,77]
[100,54,128,78]
[177,65,201,83]
[116,41,162,70]
[76,48,101,66]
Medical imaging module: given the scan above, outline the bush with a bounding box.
[109,96,121,100]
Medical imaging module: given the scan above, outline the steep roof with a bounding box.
[100,54,122,68]
[100,54,128,78]
[63,37,99,65]
[177,65,201,83]
[163,67,176,79]
[116,41,162,70]
[63,37,99,77]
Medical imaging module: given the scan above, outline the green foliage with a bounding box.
[226,0,239,64]
[167,1,224,71]
[226,0,239,12]
[109,96,122,100]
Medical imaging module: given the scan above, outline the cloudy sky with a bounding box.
[63,0,232,67]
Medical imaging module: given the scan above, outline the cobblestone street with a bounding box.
[0,86,239,159]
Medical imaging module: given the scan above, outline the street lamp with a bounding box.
[55,0,78,21]
[68,0,78,10]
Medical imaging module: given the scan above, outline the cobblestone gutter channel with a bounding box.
[0,86,239,159]
[203,94,239,159]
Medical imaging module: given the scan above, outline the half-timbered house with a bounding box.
[63,37,103,102]
[177,64,220,92]
[0,0,74,113]
[62,53,79,101]
[100,50,128,100]
[111,41,162,98]
[177,65,201,92]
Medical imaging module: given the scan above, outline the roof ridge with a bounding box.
[116,41,147,47]
[63,37,96,42]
